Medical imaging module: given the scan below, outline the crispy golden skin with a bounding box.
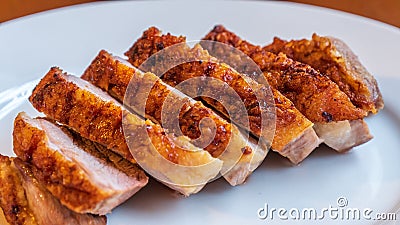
[29,67,207,165]
[0,155,107,225]
[203,25,366,123]
[264,34,384,113]
[82,50,267,185]
[83,50,238,158]
[13,113,148,215]
[0,155,37,225]
[13,159,107,225]
[126,28,270,143]
[271,88,316,152]
[125,27,318,164]
[30,68,134,163]
[29,67,222,196]
[126,27,186,70]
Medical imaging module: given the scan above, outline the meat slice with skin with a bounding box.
[29,68,223,196]
[82,50,266,186]
[203,25,366,123]
[125,27,320,164]
[0,155,37,225]
[264,34,384,114]
[13,112,148,215]
[0,155,107,225]
[202,25,372,151]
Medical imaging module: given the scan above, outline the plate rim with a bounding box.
[0,1,399,224]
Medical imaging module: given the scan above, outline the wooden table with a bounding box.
[1,0,399,27]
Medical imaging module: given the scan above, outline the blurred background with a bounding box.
[0,0,399,27]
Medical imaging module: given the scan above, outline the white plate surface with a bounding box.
[0,1,399,225]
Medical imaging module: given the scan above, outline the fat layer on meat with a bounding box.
[13,112,148,215]
[0,154,107,225]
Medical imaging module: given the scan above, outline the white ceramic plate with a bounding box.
[0,1,399,225]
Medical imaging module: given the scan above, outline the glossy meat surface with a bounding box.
[13,113,148,215]
[29,68,222,196]
[125,27,319,164]
[264,34,384,113]
[82,50,264,185]
[0,155,107,225]
[203,25,366,123]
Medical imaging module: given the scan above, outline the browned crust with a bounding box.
[126,28,271,139]
[125,27,316,163]
[82,50,276,185]
[29,67,212,166]
[29,68,134,163]
[66,127,148,181]
[203,25,366,123]
[0,155,37,225]
[29,68,223,195]
[12,158,108,224]
[0,155,107,224]
[13,113,122,213]
[126,27,186,69]
[272,88,316,153]
[82,50,236,158]
[264,34,384,113]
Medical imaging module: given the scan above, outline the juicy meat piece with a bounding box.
[13,112,148,215]
[203,25,366,123]
[127,31,275,141]
[15,159,107,225]
[202,25,372,151]
[125,27,320,164]
[264,34,384,114]
[0,155,37,225]
[82,50,265,185]
[29,69,133,163]
[0,155,107,225]
[280,126,321,162]
[314,120,373,152]
[271,88,319,157]
[29,68,222,196]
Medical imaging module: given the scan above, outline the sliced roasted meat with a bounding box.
[0,155,37,225]
[202,25,372,151]
[125,27,320,164]
[29,68,223,196]
[264,34,384,114]
[0,155,107,225]
[203,25,366,123]
[272,91,321,161]
[13,112,148,215]
[82,50,264,185]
